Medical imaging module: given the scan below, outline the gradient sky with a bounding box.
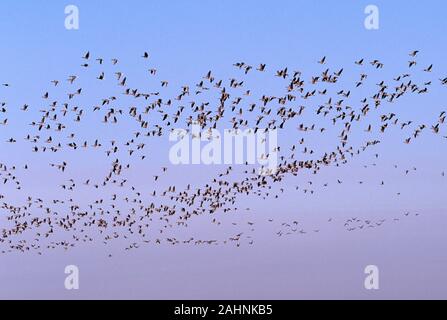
[0,0,447,299]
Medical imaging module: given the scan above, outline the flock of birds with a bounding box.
[0,50,446,256]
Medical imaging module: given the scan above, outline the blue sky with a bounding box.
[1,0,447,299]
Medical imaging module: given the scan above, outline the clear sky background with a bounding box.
[0,0,447,299]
